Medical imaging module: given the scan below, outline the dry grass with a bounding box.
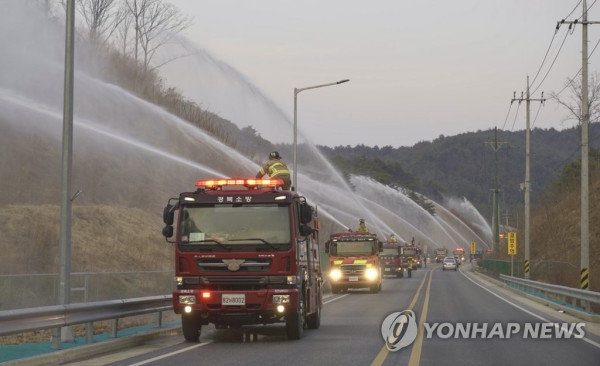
[0,204,173,275]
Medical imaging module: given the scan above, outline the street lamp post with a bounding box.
[293,79,349,191]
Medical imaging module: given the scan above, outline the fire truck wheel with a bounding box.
[286,289,305,340]
[306,301,321,329]
[331,285,341,294]
[181,313,201,342]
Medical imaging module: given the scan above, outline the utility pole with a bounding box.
[557,0,599,290]
[512,76,544,279]
[485,127,506,254]
[53,0,75,350]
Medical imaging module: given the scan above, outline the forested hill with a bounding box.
[318,124,600,217]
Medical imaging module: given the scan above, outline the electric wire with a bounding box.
[531,102,544,129]
[553,37,600,98]
[500,102,514,131]
[529,0,583,92]
[510,101,522,131]
[530,28,572,96]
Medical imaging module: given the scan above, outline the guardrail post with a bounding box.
[111,319,118,338]
[156,311,163,328]
[86,322,93,343]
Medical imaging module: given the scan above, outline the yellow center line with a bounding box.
[408,268,433,366]
[370,267,434,366]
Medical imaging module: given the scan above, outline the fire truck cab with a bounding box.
[325,232,382,293]
[162,178,322,341]
[380,241,404,278]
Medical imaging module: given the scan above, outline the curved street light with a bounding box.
[293,79,350,191]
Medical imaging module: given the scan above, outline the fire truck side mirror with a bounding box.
[299,224,313,237]
[378,242,383,252]
[299,203,313,224]
[162,225,173,238]
[324,240,330,254]
[163,204,175,225]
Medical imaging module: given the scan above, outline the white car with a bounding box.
[442,257,457,271]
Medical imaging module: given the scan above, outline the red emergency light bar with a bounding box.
[196,178,284,189]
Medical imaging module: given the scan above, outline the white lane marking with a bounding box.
[461,269,600,349]
[127,341,213,366]
[323,293,350,304]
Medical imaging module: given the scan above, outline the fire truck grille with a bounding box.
[340,264,366,275]
[196,259,272,272]
[200,276,267,290]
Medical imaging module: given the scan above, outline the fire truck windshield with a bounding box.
[178,204,291,250]
[331,241,376,256]
[382,248,400,256]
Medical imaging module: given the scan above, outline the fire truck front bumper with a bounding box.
[172,287,299,326]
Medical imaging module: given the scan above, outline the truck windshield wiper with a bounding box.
[228,238,277,250]
[188,239,231,250]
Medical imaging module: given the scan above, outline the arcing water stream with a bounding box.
[0,1,491,254]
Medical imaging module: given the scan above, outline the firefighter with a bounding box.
[407,257,413,278]
[389,234,398,243]
[357,218,369,232]
[256,151,291,190]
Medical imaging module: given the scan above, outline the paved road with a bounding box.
[55,264,600,366]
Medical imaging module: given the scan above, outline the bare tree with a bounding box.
[114,2,133,55]
[549,71,600,125]
[75,0,124,44]
[136,0,192,71]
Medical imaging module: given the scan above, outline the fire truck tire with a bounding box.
[286,290,305,340]
[331,285,341,294]
[181,313,201,342]
[370,284,379,293]
[306,302,321,329]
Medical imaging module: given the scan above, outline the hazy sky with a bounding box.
[164,0,599,148]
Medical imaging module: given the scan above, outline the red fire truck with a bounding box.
[162,178,322,341]
[401,245,422,269]
[380,241,404,278]
[325,232,382,293]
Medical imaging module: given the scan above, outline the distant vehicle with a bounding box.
[325,232,382,293]
[435,249,448,263]
[380,241,403,278]
[442,257,457,271]
[453,247,465,262]
[401,245,422,269]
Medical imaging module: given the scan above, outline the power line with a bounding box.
[500,102,514,131]
[530,28,572,95]
[510,97,522,131]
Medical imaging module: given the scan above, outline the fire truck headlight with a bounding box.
[329,268,342,281]
[273,294,290,304]
[276,305,285,313]
[184,306,192,313]
[178,295,196,305]
[365,268,378,281]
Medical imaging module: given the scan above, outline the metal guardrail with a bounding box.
[499,274,600,313]
[0,295,173,342]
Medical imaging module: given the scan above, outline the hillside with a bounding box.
[319,125,600,218]
[0,205,172,275]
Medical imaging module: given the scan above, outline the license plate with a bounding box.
[384,268,391,272]
[222,294,245,305]
[349,276,359,282]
